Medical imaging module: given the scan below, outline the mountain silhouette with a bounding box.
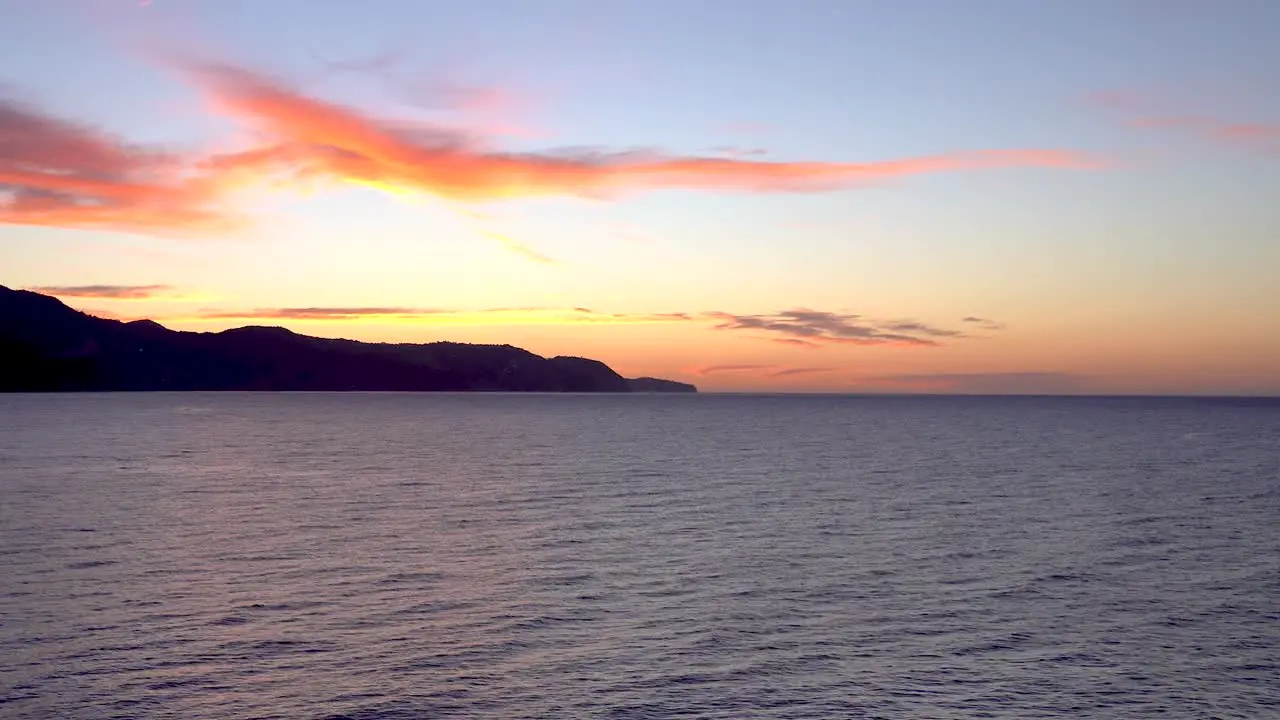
[0,286,697,393]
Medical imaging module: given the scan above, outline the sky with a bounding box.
[1,0,1278,394]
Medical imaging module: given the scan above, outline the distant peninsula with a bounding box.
[0,286,697,394]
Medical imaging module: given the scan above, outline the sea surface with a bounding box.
[0,393,1277,719]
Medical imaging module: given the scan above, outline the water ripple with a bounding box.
[1,393,1277,718]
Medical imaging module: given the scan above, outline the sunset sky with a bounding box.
[2,0,1278,394]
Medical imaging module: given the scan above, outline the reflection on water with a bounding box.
[1,393,1277,718]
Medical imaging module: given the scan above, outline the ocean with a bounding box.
[0,393,1276,718]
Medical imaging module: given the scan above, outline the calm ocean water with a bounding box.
[0,393,1276,719]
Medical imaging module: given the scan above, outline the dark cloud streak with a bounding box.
[198,307,444,320]
[696,364,772,376]
[155,300,1000,350]
[27,284,174,299]
[769,367,835,377]
[703,309,961,347]
[961,316,1007,331]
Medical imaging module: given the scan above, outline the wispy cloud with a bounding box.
[702,146,770,159]
[170,303,993,348]
[883,320,963,338]
[1096,91,1280,154]
[0,100,240,236]
[26,280,998,349]
[1130,115,1280,153]
[771,338,820,348]
[305,44,540,137]
[184,306,694,326]
[703,309,967,347]
[574,310,693,323]
[1,54,1100,246]
[26,284,177,300]
[769,367,835,377]
[198,307,446,321]
[694,364,837,377]
[696,364,773,376]
[441,203,557,264]
[182,61,1098,201]
[961,316,1007,331]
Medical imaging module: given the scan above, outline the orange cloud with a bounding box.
[1,58,1100,241]
[182,62,1100,202]
[0,100,240,235]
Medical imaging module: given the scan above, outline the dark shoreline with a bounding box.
[1,286,697,394]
